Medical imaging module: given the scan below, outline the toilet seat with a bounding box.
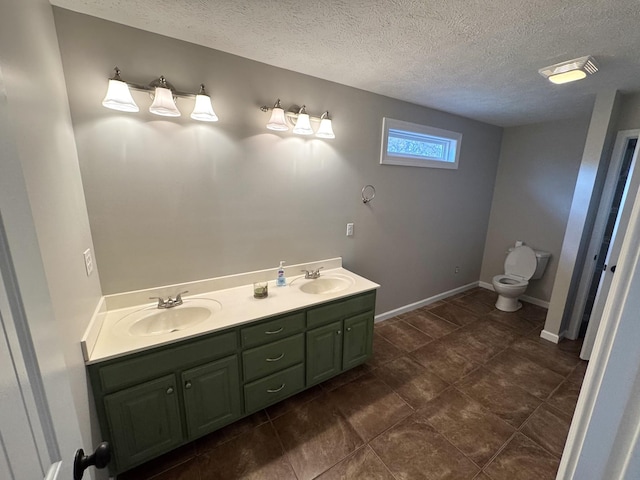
[504,246,537,280]
[492,274,528,288]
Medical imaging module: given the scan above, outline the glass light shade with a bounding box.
[149,87,181,117]
[190,94,218,122]
[102,79,139,112]
[292,113,313,135]
[315,118,335,139]
[266,107,289,131]
[548,70,588,84]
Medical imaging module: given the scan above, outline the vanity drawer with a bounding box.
[242,334,304,382]
[98,330,237,393]
[241,312,305,348]
[307,291,376,329]
[244,363,305,413]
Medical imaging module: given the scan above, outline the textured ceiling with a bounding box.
[51,0,640,126]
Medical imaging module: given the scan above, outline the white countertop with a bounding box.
[83,263,379,365]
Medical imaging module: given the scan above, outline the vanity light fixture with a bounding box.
[260,99,335,138]
[292,105,314,135]
[101,67,218,122]
[102,68,139,112]
[315,112,336,139]
[190,84,219,122]
[264,99,289,131]
[538,55,598,85]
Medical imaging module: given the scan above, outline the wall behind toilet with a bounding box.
[480,117,591,302]
[53,8,503,314]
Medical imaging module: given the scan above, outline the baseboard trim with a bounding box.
[375,282,479,323]
[477,281,550,309]
[540,329,567,344]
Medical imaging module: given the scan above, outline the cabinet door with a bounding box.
[182,355,241,439]
[306,321,342,385]
[104,374,183,472]
[343,312,374,370]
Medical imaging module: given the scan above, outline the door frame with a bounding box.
[558,164,640,479]
[565,129,639,340]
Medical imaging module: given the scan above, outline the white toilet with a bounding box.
[492,245,550,312]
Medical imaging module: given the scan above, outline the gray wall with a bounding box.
[53,9,503,314]
[480,117,590,302]
[0,0,103,472]
[616,92,640,131]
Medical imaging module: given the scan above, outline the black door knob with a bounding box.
[611,265,617,273]
[73,442,110,480]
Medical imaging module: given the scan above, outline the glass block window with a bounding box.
[380,117,462,169]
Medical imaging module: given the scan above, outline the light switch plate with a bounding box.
[346,223,354,236]
[83,248,94,276]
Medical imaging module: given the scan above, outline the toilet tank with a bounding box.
[531,250,551,280]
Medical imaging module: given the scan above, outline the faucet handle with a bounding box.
[149,296,165,308]
[175,291,189,303]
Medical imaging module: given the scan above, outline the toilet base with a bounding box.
[495,295,522,312]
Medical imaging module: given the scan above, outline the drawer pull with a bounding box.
[166,387,174,395]
[185,381,192,389]
[266,353,285,362]
[265,327,284,335]
[346,327,352,332]
[267,383,286,393]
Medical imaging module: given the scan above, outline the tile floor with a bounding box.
[118,287,587,480]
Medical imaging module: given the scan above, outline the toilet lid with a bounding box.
[504,245,537,280]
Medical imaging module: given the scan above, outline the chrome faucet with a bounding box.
[149,291,188,309]
[301,267,324,279]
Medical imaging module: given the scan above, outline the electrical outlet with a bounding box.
[454,266,460,274]
[83,248,94,276]
[346,223,354,236]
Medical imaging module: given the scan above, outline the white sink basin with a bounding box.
[114,299,222,337]
[298,274,355,295]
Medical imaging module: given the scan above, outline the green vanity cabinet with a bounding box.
[306,292,376,386]
[306,321,343,385]
[103,374,183,472]
[343,311,374,369]
[181,355,242,438]
[89,289,376,475]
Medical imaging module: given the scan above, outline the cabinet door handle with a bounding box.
[166,387,174,395]
[185,381,192,389]
[266,353,285,362]
[346,327,352,332]
[265,327,284,335]
[337,330,342,335]
[267,383,286,393]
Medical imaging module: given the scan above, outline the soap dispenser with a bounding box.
[276,261,287,287]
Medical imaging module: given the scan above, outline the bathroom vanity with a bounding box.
[82,260,378,475]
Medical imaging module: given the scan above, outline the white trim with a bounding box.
[374,282,478,322]
[566,129,639,340]
[477,281,550,308]
[380,117,461,169]
[44,462,61,480]
[540,329,562,344]
[557,164,640,479]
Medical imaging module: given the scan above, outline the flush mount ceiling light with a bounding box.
[538,55,598,85]
[260,99,335,139]
[101,67,218,122]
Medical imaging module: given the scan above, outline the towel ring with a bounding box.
[362,185,376,204]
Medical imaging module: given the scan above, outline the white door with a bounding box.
[0,64,87,478]
[0,314,44,479]
[581,137,640,359]
[0,216,87,480]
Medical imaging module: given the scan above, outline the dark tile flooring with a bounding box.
[118,287,587,480]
